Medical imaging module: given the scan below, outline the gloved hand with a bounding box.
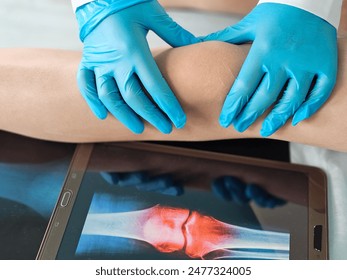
[76,0,200,134]
[203,3,338,136]
[100,171,184,196]
[212,176,286,208]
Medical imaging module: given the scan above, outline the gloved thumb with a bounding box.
[202,19,253,44]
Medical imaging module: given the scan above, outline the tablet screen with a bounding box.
[0,132,76,260]
[52,143,311,260]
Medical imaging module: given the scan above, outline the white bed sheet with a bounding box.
[291,143,347,259]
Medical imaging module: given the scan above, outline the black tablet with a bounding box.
[37,142,328,260]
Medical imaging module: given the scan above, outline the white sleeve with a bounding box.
[71,0,94,12]
[257,0,343,29]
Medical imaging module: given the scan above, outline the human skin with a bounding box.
[159,0,347,36]
[339,0,347,36]
[1,0,346,150]
[0,37,346,151]
[159,0,259,16]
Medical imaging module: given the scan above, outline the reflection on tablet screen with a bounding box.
[55,144,312,260]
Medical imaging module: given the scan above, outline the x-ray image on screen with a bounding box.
[54,144,307,260]
[75,191,290,260]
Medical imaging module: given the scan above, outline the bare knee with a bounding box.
[154,41,249,106]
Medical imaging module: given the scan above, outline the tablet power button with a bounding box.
[60,191,72,207]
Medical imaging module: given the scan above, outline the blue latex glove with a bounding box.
[203,3,338,136]
[212,176,286,208]
[100,171,184,196]
[76,0,200,134]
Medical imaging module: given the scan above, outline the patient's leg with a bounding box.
[0,39,346,151]
[159,0,258,15]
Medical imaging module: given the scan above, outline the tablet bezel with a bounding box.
[36,142,328,260]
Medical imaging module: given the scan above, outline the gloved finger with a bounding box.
[135,51,186,129]
[135,174,174,192]
[150,12,200,46]
[223,176,250,204]
[212,176,250,204]
[292,74,335,125]
[96,75,144,134]
[99,171,121,185]
[202,18,253,44]
[77,67,108,119]
[117,172,149,187]
[135,174,184,196]
[245,183,286,208]
[268,197,287,208]
[115,71,173,134]
[212,177,233,201]
[159,186,184,196]
[261,73,314,137]
[219,50,264,128]
[233,69,286,133]
[99,171,148,186]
